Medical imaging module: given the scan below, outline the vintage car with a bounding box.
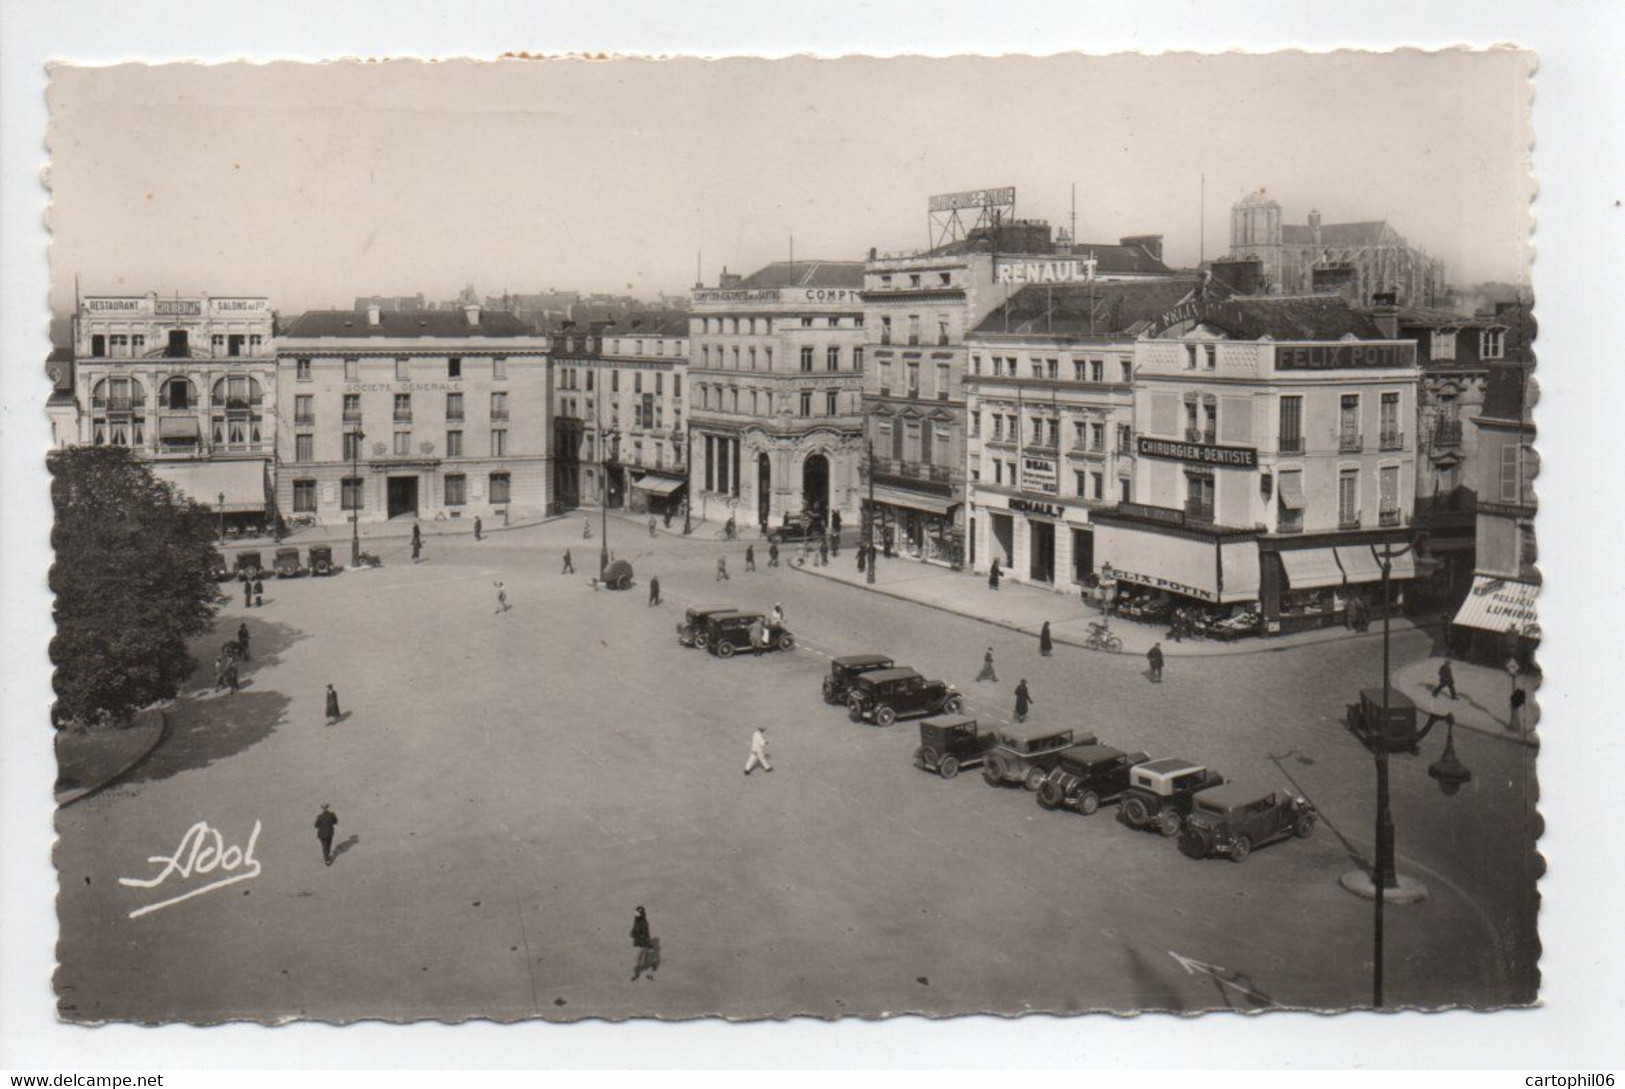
[705,611,794,658]
[1178,783,1318,863]
[1117,757,1226,836]
[913,714,995,779]
[981,725,1097,791]
[273,546,307,578]
[1035,744,1152,814]
[209,554,233,582]
[676,605,738,648]
[822,654,896,705]
[1345,686,1422,754]
[308,545,337,576]
[846,667,962,726]
[233,550,264,580]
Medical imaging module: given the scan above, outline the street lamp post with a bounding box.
[217,491,226,542]
[682,425,693,536]
[865,438,877,585]
[600,427,618,576]
[349,426,365,568]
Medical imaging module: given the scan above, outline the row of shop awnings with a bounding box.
[1451,575,1540,638]
[1279,545,1418,589]
[632,474,686,497]
[870,484,957,516]
[149,459,269,513]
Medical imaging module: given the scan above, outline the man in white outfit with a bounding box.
[744,727,773,775]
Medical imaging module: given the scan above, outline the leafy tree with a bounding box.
[49,447,222,727]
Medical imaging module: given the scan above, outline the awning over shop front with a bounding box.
[1279,548,1343,589]
[151,459,268,513]
[1095,520,1257,604]
[871,485,955,516]
[158,416,199,440]
[1452,575,1539,637]
[633,475,686,496]
[1335,545,1417,584]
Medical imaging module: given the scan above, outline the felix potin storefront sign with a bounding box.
[1275,343,1415,371]
[1137,436,1259,468]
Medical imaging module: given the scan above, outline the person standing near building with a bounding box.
[989,559,1002,591]
[716,555,730,581]
[856,545,867,574]
[411,535,423,564]
[1039,621,1053,657]
[818,536,829,567]
[242,576,252,609]
[224,655,240,694]
[630,906,654,981]
[314,803,338,867]
[253,577,264,608]
[977,647,998,684]
[768,541,780,568]
[1147,642,1165,684]
[325,683,342,726]
[237,622,251,661]
[743,727,772,775]
[1014,679,1034,723]
[1510,683,1527,732]
[412,522,422,550]
[562,548,574,574]
[474,515,483,542]
[745,544,757,572]
[648,575,662,607]
[1431,660,1458,700]
[748,615,766,657]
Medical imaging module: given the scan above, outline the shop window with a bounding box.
[445,475,467,506]
[293,480,317,512]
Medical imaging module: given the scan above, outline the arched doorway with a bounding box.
[757,452,772,530]
[801,452,829,529]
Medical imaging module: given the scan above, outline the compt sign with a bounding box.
[929,187,1016,212]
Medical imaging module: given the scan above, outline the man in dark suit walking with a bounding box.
[314,804,338,866]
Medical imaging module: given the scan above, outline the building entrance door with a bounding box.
[801,453,829,526]
[991,513,1014,567]
[387,476,418,519]
[1030,520,1055,583]
[1071,528,1094,584]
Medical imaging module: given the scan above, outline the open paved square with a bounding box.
[54,517,1539,1021]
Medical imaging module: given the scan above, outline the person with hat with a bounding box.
[325,683,342,726]
[314,804,338,866]
[630,906,656,981]
[1147,642,1165,684]
[1014,679,1034,723]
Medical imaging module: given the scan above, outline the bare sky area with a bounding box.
[46,51,1533,313]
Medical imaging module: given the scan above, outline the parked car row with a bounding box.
[908,712,1316,863]
[213,546,340,582]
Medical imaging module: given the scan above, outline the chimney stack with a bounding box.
[1308,209,1323,247]
[366,304,382,327]
[463,303,481,327]
[1368,291,1400,338]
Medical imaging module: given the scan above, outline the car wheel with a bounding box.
[694,633,709,650]
[941,694,964,714]
[1230,834,1252,863]
[1295,812,1317,839]
[874,705,897,727]
[1036,780,1062,810]
[914,746,932,770]
[847,698,865,723]
[982,760,1004,787]
[1121,796,1151,828]
[778,633,795,651]
[1076,790,1101,816]
[1178,827,1213,860]
[1023,767,1048,792]
[1157,810,1183,838]
[716,641,736,658]
[938,756,960,780]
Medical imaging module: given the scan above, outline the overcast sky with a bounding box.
[46,51,1532,314]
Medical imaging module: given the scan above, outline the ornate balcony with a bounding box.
[1379,431,1405,451]
[1339,431,1364,453]
[1278,434,1304,454]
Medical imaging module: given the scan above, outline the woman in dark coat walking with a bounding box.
[237,622,251,661]
[988,559,1002,590]
[325,683,341,726]
[1014,680,1034,723]
[1039,621,1053,657]
[976,647,998,683]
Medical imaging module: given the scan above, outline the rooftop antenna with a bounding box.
[1070,182,1077,251]
[1199,173,1206,267]
[789,233,795,277]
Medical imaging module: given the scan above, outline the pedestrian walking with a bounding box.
[1014,679,1034,723]
[411,537,423,563]
[883,527,895,558]
[562,549,574,574]
[412,522,422,548]
[649,515,658,538]
[648,576,662,607]
[1510,684,1527,732]
[213,654,227,691]
[630,906,656,981]
[1147,642,1164,684]
[988,559,1002,590]
[745,544,757,572]
[856,545,867,573]
[253,577,264,608]
[224,656,240,694]
[1431,660,1458,700]
[664,508,674,528]
[716,555,730,581]
[314,804,338,867]
[242,577,253,608]
[743,727,773,775]
[494,580,510,614]
[748,616,766,656]
[818,537,829,566]
[831,510,842,537]
[237,622,251,661]
[768,541,780,567]
[583,518,593,539]
[977,647,998,683]
[1039,621,1053,657]
[325,683,342,726]
[830,528,840,557]
[474,515,483,541]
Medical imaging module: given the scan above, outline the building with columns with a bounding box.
[275,302,551,526]
[69,293,278,534]
[688,261,867,533]
[548,313,689,517]
[862,219,1173,565]
[963,277,1205,592]
[1229,189,1445,307]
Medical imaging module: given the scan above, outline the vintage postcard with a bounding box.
[45,51,1537,1023]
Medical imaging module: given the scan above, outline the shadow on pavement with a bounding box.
[118,688,291,788]
[331,834,360,862]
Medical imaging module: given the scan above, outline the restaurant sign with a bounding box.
[1137,436,1259,468]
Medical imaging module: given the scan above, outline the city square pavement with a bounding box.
[54,514,1539,1022]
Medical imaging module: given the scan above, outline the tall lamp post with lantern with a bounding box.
[349,426,365,568]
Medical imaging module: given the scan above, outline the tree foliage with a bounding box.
[49,447,222,726]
